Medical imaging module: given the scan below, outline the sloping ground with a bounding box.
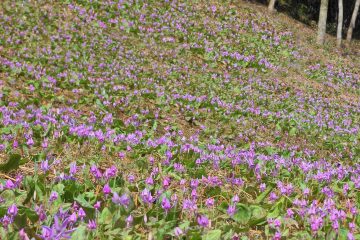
[0,0,359,239]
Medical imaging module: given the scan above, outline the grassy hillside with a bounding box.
[0,0,359,239]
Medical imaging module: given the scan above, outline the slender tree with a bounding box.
[337,0,343,47]
[268,0,276,12]
[346,0,360,43]
[317,0,329,45]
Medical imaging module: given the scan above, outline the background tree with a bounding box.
[317,0,329,44]
[256,0,360,42]
[268,0,276,12]
[337,0,343,47]
[346,0,360,43]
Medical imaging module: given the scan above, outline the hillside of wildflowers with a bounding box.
[0,0,359,239]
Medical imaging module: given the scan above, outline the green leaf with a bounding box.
[338,228,349,240]
[35,180,45,202]
[255,186,273,204]
[1,189,15,201]
[249,205,267,226]
[53,183,65,195]
[289,127,297,136]
[14,211,27,229]
[202,229,222,240]
[24,208,39,223]
[107,228,123,236]
[99,207,112,225]
[267,199,284,219]
[232,204,251,225]
[178,220,190,230]
[15,190,28,204]
[290,231,312,240]
[0,154,21,173]
[0,127,11,134]
[188,229,201,240]
[74,194,94,209]
[71,225,87,240]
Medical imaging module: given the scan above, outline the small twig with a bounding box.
[0,173,16,181]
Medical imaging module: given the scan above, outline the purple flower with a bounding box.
[104,165,117,179]
[41,138,48,149]
[332,220,339,231]
[40,226,53,240]
[161,197,171,212]
[39,215,75,240]
[273,231,282,240]
[7,204,18,216]
[190,179,199,188]
[269,192,278,202]
[26,137,34,146]
[303,188,310,196]
[94,201,101,210]
[348,232,355,240]
[112,192,121,204]
[171,194,178,204]
[87,219,97,230]
[19,229,30,240]
[163,177,171,189]
[90,165,102,179]
[349,222,355,231]
[174,227,183,237]
[78,208,86,220]
[343,184,349,195]
[182,199,197,212]
[69,162,77,175]
[145,176,154,185]
[260,183,266,192]
[227,204,236,216]
[310,215,323,232]
[13,140,18,148]
[191,189,198,199]
[5,180,15,189]
[118,152,125,159]
[232,195,239,203]
[49,191,58,202]
[140,188,153,204]
[15,175,22,187]
[40,160,50,173]
[112,192,130,207]
[35,205,47,222]
[126,215,133,228]
[69,213,77,223]
[58,208,68,219]
[197,215,209,228]
[180,179,186,186]
[1,215,12,228]
[103,184,111,196]
[127,174,135,183]
[205,198,215,207]
[210,5,217,13]
[119,194,130,207]
[273,219,281,228]
[286,209,294,218]
[72,202,79,212]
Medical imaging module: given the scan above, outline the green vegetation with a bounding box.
[0,0,359,239]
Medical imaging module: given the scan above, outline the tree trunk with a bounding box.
[346,0,360,43]
[268,0,276,12]
[337,0,343,47]
[317,0,329,45]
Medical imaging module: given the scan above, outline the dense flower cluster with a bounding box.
[0,0,359,239]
